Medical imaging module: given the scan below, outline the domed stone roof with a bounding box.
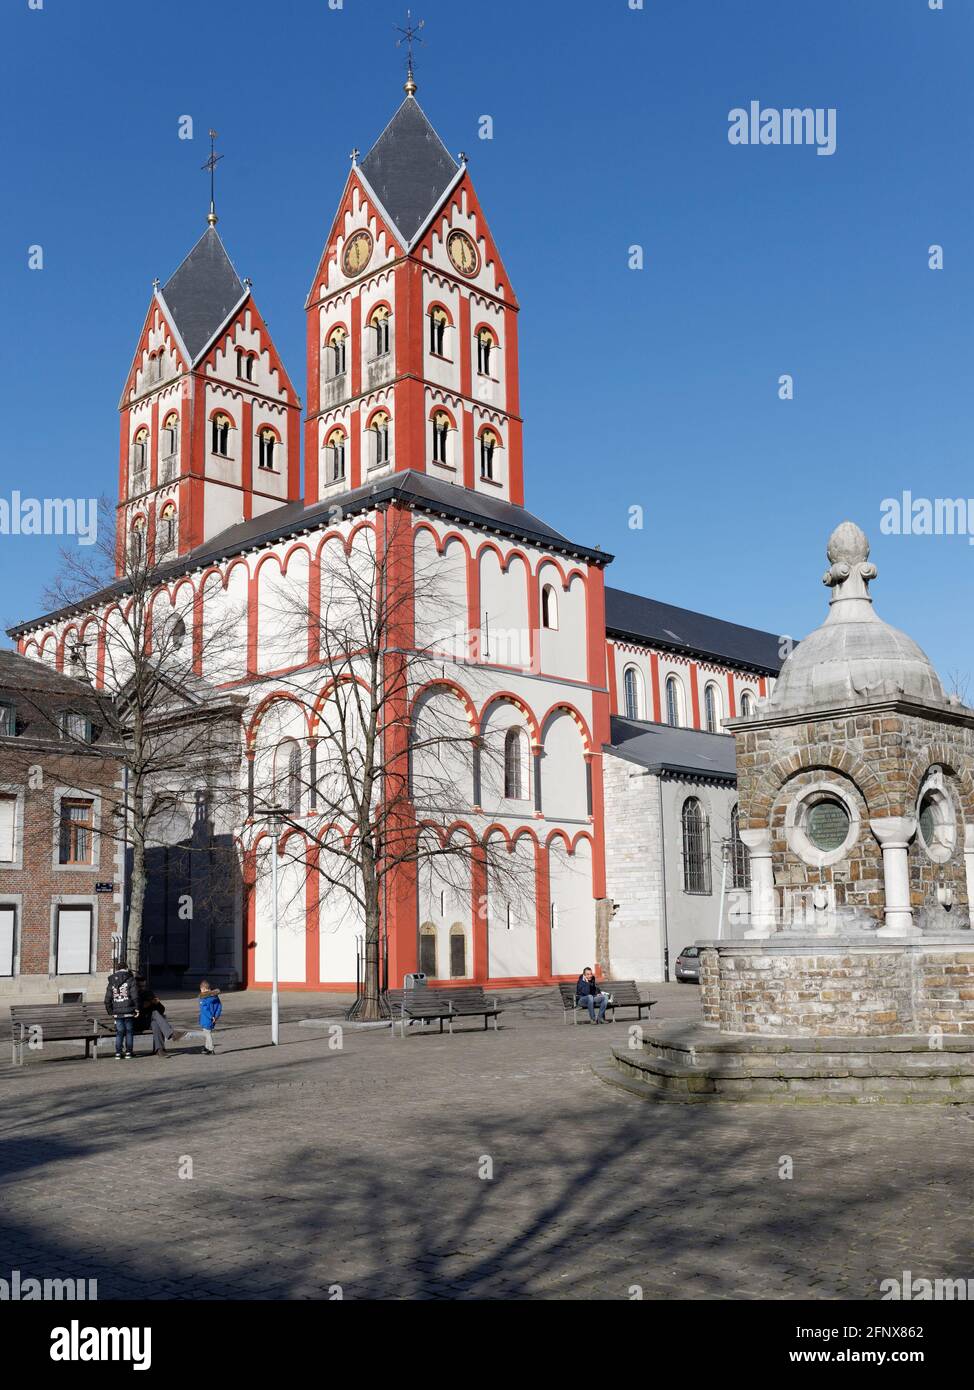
[768,522,945,712]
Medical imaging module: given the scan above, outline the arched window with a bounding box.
[419,922,438,977]
[740,690,755,717]
[704,682,721,733]
[172,616,186,652]
[159,502,178,556]
[541,583,558,630]
[161,412,180,478]
[730,804,750,889]
[327,428,346,482]
[273,739,302,815]
[503,727,527,800]
[132,428,149,490]
[429,307,449,356]
[682,797,711,895]
[477,327,497,376]
[327,326,347,378]
[130,515,147,565]
[369,305,391,357]
[449,924,467,978]
[480,429,498,481]
[236,349,255,382]
[665,675,684,728]
[211,413,231,457]
[623,666,643,721]
[432,411,451,465]
[370,411,391,466]
[257,428,277,471]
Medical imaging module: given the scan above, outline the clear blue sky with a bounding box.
[2,0,971,682]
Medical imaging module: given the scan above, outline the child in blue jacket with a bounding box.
[199,982,222,1054]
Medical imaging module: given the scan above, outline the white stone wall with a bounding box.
[604,754,665,980]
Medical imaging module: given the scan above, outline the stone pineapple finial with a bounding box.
[823,521,877,606]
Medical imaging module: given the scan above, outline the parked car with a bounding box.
[675,946,703,982]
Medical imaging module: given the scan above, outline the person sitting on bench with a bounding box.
[575,967,609,1024]
[135,978,177,1058]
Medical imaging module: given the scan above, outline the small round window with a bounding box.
[805,798,851,852]
[918,793,938,849]
[916,781,955,864]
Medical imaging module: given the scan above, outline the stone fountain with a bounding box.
[603,523,974,1102]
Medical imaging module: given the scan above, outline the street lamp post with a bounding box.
[271,811,280,1046]
[259,807,286,1047]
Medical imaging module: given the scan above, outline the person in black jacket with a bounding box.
[575,966,609,1024]
[105,967,140,1059]
[135,978,177,1058]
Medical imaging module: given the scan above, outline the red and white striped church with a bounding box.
[8,74,782,994]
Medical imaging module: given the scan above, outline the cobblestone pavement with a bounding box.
[2,984,973,1300]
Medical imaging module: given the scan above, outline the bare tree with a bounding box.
[945,669,971,708]
[256,502,532,1021]
[40,498,246,969]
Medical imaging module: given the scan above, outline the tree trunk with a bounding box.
[127,836,146,972]
[357,900,384,1021]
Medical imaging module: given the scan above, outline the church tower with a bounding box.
[304,72,522,507]
[117,202,301,575]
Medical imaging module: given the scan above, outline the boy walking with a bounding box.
[199,982,222,1054]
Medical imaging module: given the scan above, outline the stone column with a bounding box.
[871,816,920,938]
[739,827,776,937]
[960,823,974,925]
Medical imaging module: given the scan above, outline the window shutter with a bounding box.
[56,907,92,975]
[0,906,14,976]
[0,797,15,861]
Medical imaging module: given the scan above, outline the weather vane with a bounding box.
[201,129,223,227]
[395,10,425,96]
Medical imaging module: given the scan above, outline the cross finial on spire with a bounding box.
[349,147,360,167]
[201,129,223,227]
[395,9,425,96]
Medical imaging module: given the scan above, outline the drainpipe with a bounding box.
[657,773,670,981]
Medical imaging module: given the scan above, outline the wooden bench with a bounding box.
[437,986,503,1032]
[386,987,457,1038]
[9,1003,110,1066]
[558,980,657,1024]
[385,985,504,1037]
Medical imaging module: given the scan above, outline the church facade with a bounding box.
[6,82,781,996]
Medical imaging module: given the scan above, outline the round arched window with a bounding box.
[919,793,937,849]
[805,797,851,853]
[915,775,955,863]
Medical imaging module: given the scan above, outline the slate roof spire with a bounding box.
[158,227,246,364]
[358,96,459,246]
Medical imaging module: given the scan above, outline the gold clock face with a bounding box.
[447,230,479,277]
[342,230,373,277]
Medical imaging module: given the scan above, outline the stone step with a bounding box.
[597,1025,974,1104]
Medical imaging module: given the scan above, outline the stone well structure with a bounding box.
[602,523,974,1102]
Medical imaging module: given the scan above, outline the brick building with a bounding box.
[0,650,123,1001]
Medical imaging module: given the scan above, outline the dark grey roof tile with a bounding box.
[161,227,246,362]
[359,98,458,244]
[606,586,783,674]
[607,715,738,781]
